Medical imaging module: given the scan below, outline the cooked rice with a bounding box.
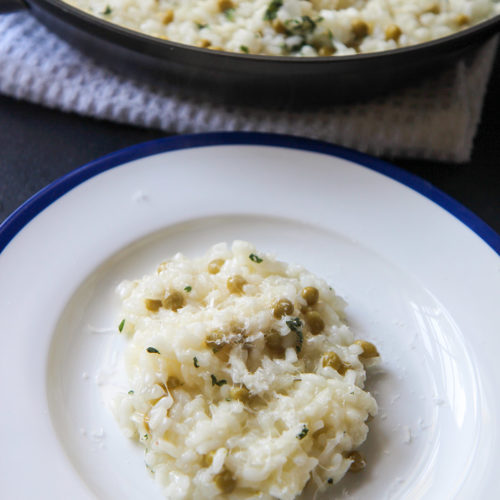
[111,241,380,499]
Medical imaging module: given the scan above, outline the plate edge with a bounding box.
[0,132,498,255]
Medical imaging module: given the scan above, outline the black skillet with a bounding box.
[2,0,500,106]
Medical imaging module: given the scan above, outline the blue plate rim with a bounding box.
[0,131,498,255]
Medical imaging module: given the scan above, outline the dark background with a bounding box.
[1,51,499,234]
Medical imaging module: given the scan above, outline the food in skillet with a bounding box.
[111,241,380,499]
[64,0,499,56]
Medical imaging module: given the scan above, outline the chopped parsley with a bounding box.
[223,8,235,21]
[285,15,318,36]
[193,356,199,368]
[296,425,309,440]
[240,45,249,54]
[295,329,304,352]
[286,317,303,353]
[102,5,112,15]
[195,22,208,29]
[249,253,263,263]
[128,390,134,395]
[296,15,316,35]
[146,346,160,354]
[118,319,125,332]
[211,374,227,386]
[184,285,192,292]
[286,317,302,331]
[264,0,282,21]
[288,39,306,53]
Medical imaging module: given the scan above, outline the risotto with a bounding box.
[64,0,499,56]
[111,241,380,499]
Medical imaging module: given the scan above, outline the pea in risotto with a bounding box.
[64,0,499,56]
[112,241,380,499]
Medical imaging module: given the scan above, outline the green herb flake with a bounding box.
[224,8,235,21]
[240,45,249,53]
[128,390,134,395]
[287,15,316,36]
[296,425,309,440]
[249,253,263,263]
[295,329,304,352]
[211,374,227,387]
[118,319,125,332]
[286,317,302,331]
[184,286,192,292]
[195,22,208,29]
[286,317,304,353]
[146,346,160,354]
[102,5,112,15]
[289,40,306,53]
[193,356,199,368]
[143,434,149,440]
[264,0,283,21]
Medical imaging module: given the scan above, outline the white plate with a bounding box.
[0,133,498,500]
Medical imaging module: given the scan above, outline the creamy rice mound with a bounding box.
[112,241,379,499]
[65,0,499,56]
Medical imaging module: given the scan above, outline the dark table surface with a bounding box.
[1,51,499,239]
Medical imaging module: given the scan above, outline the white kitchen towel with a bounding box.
[0,12,497,162]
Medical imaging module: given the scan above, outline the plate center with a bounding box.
[47,214,481,499]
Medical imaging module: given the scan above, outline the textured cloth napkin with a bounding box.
[0,12,498,162]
